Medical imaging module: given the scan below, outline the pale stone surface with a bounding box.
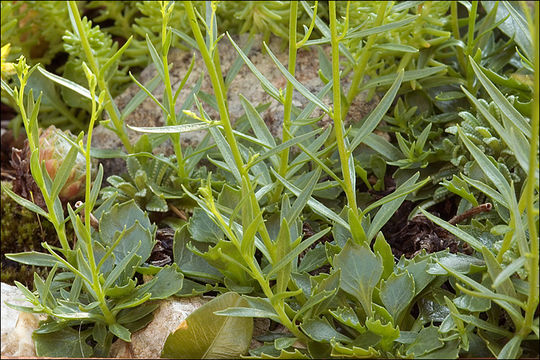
[110,296,208,358]
[1,282,41,357]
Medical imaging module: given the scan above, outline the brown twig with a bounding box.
[448,203,493,225]
[169,203,188,221]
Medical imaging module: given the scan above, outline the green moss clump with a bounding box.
[1,181,65,287]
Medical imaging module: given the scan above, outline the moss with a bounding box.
[1,181,66,287]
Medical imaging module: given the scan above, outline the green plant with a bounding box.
[0,1,537,359]
[2,56,184,357]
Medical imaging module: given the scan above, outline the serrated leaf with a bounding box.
[380,271,415,322]
[334,240,382,316]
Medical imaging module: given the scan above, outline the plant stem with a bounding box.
[520,0,539,338]
[161,4,186,179]
[272,1,298,203]
[329,2,358,217]
[451,1,467,75]
[184,1,275,261]
[68,1,133,153]
[343,2,388,117]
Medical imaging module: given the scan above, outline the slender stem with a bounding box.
[520,0,539,338]
[329,2,358,216]
[161,4,186,179]
[272,1,298,203]
[68,1,133,153]
[465,1,478,90]
[184,2,307,341]
[343,2,388,117]
[184,2,275,261]
[451,1,467,74]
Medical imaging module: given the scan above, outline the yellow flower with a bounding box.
[1,44,16,79]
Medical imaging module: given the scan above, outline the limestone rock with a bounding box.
[1,282,41,357]
[110,296,208,358]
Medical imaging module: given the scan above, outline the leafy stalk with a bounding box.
[67,1,133,153]
[184,1,306,341]
[329,1,360,230]
[520,0,539,339]
[159,2,187,179]
[271,1,299,203]
[343,1,388,116]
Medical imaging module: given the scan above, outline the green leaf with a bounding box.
[145,34,165,81]
[350,69,404,153]
[497,335,522,359]
[1,182,49,218]
[121,75,161,120]
[209,127,242,184]
[267,228,331,279]
[272,170,349,230]
[373,233,394,280]
[492,256,526,288]
[372,43,419,53]
[162,292,253,358]
[109,323,131,342]
[239,95,276,149]
[420,209,485,252]
[33,328,93,357]
[301,317,351,343]
[482,1,532,59]
[329,307,365,332]
[358,67,446,91]
[263,42,329,114]
[453,294,491,312]
[128,122,214,134]
[406,325,444,356]
[50,143,79,200]
[469,58,531,138]
[37,66,97,102]
[227,33,281,102]
[5,252,62,267]
[133,264,184,300]
[334,240,382,316]
[100,36,133,79]
[214,307,280,322]
[380,271,415,322]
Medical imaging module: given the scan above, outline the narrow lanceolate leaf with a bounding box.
[227,33,281,102]
[461,86,530,174]
[127,122,214,134]
[37,67,96,102]
[469,58,530,138]
[271,169,349,230]
[209,127,242,184]
[457,127,513,203]
[349,67,402,152]
[263,42,330,114]
[1,182,49,218]
[358,67,446,91]
[420,209,484,252]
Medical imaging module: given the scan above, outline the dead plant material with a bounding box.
[149,227,175,267]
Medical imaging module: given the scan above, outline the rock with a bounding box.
[1,282,42,357]
[110,296,208,358]
[92,34,377,179]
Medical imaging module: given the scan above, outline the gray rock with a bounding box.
[110,296,208,358]
[1,282,42,357]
